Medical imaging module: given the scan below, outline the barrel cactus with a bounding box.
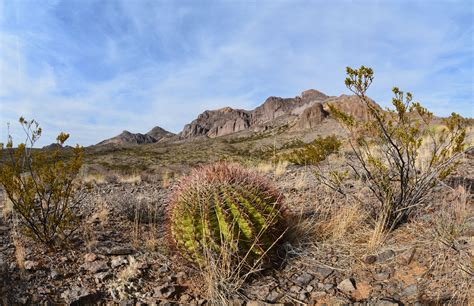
[168,163,286,268]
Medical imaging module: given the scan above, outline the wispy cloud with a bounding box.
[0,0,472,146]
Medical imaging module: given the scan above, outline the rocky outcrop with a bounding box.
[180,107,251,138]
[324,94,380,121]
[180,89,330,139]
[97,126,174,146]
[293,103,329,130]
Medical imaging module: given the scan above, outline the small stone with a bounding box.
[314,266,333,280]
[84,253,97,262]
[111,256,128,268]
[106,246,135,256]
[298,291,309,301]
[82,260,108,273]
[180,294,192,303]
[94,271,112,282]
[290,285,301,293]
[176,271,187,279]
[24,260,39,271]
[295,272,314,286]
[401,284,417,297]
[266,291,283,303]
[310,291,326,299]
[50,270,61,280]
[158,265,169,273]
[337,278,356,293]
[61,286,101,304]
[363,255,377,264]
[374,272,391,281]
[376,250,396,263]
[154,285,176,298]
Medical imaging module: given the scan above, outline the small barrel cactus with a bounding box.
[168,163,286,267]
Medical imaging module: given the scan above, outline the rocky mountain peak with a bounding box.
[97,126,174,146]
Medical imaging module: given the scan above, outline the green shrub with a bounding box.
[0,118,84,246]
[320,66,467,234]
[285,135,341,165]
[168,163,286,269]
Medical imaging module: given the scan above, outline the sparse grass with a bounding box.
[117,256,141,282]
[274,160,288,177]
[117,173,142,184]
[433,185,470,245]
[81,172,107,185]
[2,196,12,221]
[12,230,25,274]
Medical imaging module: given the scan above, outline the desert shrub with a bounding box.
[168,163,286,301]
[0,118,84,246]
[285,135,341,165]
[320,66,467,234]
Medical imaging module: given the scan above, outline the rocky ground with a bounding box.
[0,152,473,305]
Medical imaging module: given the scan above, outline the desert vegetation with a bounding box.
[0,67,472,305]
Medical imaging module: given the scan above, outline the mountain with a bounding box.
[180,107,251,139]
[179,89,330,139]
[95,89,382,145]
[97,126,174,146]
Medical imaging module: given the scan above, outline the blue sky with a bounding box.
[0,0,473,146]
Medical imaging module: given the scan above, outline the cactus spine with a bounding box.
[168,163,285,267]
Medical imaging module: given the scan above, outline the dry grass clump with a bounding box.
[432,185,471,246]
[117,173,142,184]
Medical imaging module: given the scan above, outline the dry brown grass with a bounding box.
[12,232,25,273]
[274,160,289,177]
[117,173,142,184]
[81,172,107,185]
[2,197,12,221]
[432,185,471,246]
[255,161,274,174]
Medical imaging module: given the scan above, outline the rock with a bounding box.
[61,286,102,305]
[106,246,135,256]
[158,265,169,273]
[154,285,176,298]
[50,270,61,280]
[376,250,396,263]
[180,107,251,139]
[294,103,328,130]
[24,260,39,271]
[337,278,356,293]
[401,284,417,297]
[290,285,301,293]
[298,291,309,301]
[310,291,326,299]
[376,300,401,306]
[295,272,314,286]
[363,254,377,264]
[94,271,112,282]
[84,253,98,262]
[314,266,334,280]
[306,285,314,292]
[266,291,283,303]
[111,256,128,268]
[374,272,391,281]
[82,260,108,273]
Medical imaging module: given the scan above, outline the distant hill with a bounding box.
[95,89,381,146]
[96,126,175,146]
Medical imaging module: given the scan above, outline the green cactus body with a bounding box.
[169,163,285,268]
